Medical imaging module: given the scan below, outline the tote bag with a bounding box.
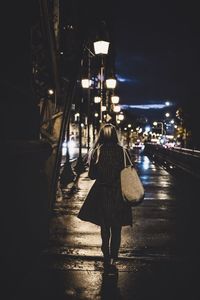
[120,148,144,206]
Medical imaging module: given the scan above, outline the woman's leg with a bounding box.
[100,222,111,260]
[110,225,122,259]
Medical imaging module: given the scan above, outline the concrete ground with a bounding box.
[12,153,200,300]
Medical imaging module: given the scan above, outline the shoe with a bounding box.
[109,258,117,274]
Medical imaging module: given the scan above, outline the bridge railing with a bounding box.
[144,143,200,179]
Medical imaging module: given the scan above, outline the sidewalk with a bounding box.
[14,154,200,300]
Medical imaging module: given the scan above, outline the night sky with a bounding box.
[75,0,199,134]
[95,1,200,108]
[1,1,200,138]
[113,1,200,105]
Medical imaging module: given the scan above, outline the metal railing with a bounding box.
[144,143,200,179]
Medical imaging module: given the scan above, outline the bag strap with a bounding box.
[122,147,133,167]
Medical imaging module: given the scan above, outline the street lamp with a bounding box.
[106,78,117,89]
[113,105,121,113]
[165,112,170,118]
[111,95,119,104]
[93,40,110,55]
[93,33,110,124]
[81,78,91,89]
[94,96,101,103]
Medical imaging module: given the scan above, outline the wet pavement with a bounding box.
[13,153,200,300]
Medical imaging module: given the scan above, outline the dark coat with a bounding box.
[77,143,132,227]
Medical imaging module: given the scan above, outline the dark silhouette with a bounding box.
[78,123,132,271]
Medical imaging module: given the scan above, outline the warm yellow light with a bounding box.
[102,105,106,112]
[106,78,117,89]
[111,95,119,104]
[94,96,101,103]
[93,40,110,55]
[94,113,99,117]
[128,124,131,128]
[113,105,120,113]
[153,121,158,126]
[48,89,54,95]
[81,79,91,88]
[118,114,124,121]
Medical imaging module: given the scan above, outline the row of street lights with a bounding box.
[81,29,120,144]
[72,23,121,173]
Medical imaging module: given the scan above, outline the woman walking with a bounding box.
[77,123,132,270]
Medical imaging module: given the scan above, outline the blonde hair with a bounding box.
[95,123,119,146]
[88,124,119,164]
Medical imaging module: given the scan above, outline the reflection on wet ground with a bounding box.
[15,153,200,300]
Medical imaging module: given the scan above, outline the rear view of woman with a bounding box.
[78,123,132,270]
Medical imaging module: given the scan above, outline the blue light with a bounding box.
[145,126,151,132]
[122,104,166,110]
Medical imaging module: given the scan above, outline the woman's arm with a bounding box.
[88,149,98,179]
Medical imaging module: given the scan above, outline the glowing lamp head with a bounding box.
[81,79,91,88]
[113,105,120,113]
[93,40,110,55]
[106,78,117,89]
[94,96,101,103]
[118,114,124,121]
[111,95,119,104]
[48,89,54,95]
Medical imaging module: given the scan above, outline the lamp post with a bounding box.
[93,39,110,124]
[74,96,86,175]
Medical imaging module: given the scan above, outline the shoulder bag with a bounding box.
[120,148,145,206]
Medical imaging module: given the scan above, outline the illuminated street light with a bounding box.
[48,88,54,95]
[94,96,101,103]
[165,112,170,118]
[93,40,110,55]
[118,112,124,121]
[113,105,120,113]
[106,78,117,89]
[81,79,91,88]
[111,95,119,104]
